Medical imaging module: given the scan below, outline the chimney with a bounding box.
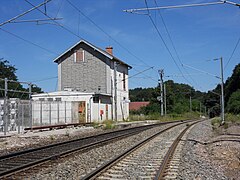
[106,46,113,55]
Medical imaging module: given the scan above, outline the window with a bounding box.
[93,96,99,103]
[47,98,53,101]
[74,50,85,63]
[55,98,62,101]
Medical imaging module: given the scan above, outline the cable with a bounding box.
[144,0,193,86]
[224,37,240,70]
[66,0,151,68]
[130,68,158,83]
[31,76,58,83]
[0,28,58,55]
[25,0,84,40]
[27,0,158,83]
[153,0,198,88]
[25,0,159,83]
[55,0,64,18]
[0,0,52,27]
[116,66,156,84]
[65,0,158,79]
[124,1,225,13]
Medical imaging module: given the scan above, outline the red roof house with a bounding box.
[129,102,150,111]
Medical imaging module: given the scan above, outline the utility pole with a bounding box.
[200,102,201,117]
[189,90,192,112]
[114,61,118,121]
[220,57,225,124]
[164,83,167,115]
[158,69,164,116]
[213,57,225,124]
[4,78,8,135]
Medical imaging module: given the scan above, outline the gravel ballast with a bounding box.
[177,119,240,179]
[2,119,239,179]
[18,123,179,179]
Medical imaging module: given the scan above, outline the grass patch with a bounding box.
[225,113,240,124]
[102,120,115,130]
[129,112,200,122]
[92,121,100,128]
[211,114,240,131]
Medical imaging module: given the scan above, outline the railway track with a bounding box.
[82,120,200,179]
[0,120,190,178]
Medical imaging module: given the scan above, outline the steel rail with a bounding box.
[0,120,190,178]
[154,121,200,179]
[81,120,199,179]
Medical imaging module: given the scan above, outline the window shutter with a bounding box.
[75,50,84,63]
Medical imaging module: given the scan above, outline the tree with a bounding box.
[0,60,18,80]
[227,90,240,114]
[0,60,43,98]
[225,63,240,107]
[129,80,202,115]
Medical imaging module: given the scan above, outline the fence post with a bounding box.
[28,83,32,130]
[49,102,51,125]
[40,101,43,126]
[57,101,59,124]
[21,104,24,132]
[71,102,73,123]
[4,78,8,135]
[65,101,67,123]
[17,99,20,134]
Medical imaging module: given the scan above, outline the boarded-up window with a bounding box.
[74,50,85,63]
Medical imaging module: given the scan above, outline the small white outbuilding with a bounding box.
[31,90,119,125]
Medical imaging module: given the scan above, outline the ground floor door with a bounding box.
[106,104,108,120]
[78,101,86,123]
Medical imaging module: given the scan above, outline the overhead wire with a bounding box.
[153,0,199,88]
[65,0,151,68]
[224,37,240,70]
[31,76,58,83]
[24,0,158,84]
[0,0,52,27]
[144,0,194,87]
[25,0,156,85]
[55,0,64,18]
[0,27,58,55]
[24,0,85,41]
[116,66,157,84]
[65,0,158,83]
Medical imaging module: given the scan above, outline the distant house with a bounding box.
[129,102,150,111]
[32,40,131,123]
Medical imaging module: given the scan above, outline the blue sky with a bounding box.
[0,0,239,92]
